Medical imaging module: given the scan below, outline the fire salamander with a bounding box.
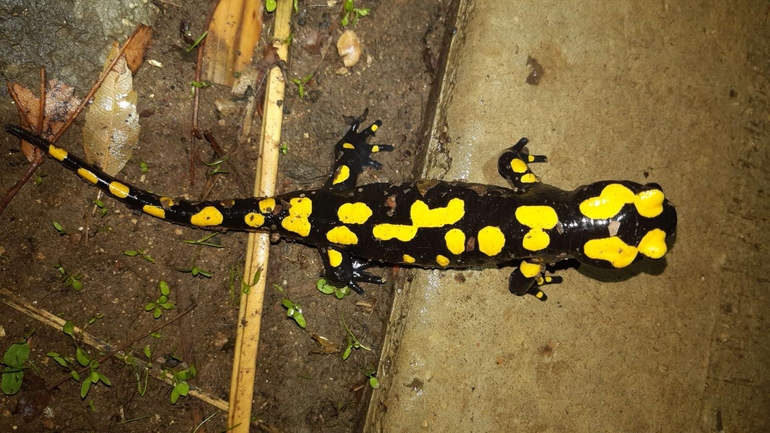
[5,120,677,301]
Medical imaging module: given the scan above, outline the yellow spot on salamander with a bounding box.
[77,168,98,184]
[637,228,668,259]
[281,197,312,236]
[402,254,416,264]
[411,198,465,228]
[338,202,373,224]
[372,145,380,153]
[108,181,130,199]
[372,224,418,241]
[327,249,343,267]
[326,226,358,245]
[142,204,165,219]
[444,228,466,255]
[521,173,537,183]
[581,184,667,219]
[160,197,175,208]
[245,212,265,228]
[634,189,665,218]
[332,165,351,185]
[527,155,536,163]
[48,145,67,162]
[436,255,450,267]
[259,198,276,213]
[343,142,355,149]
[515,206,558,251]
[190,206,224,227]
[583,236,638,268]
[519,261,543,278]
[478,226,506,256]
[371,124,379,132]
[372,198,465,242]
[510,158,528,173]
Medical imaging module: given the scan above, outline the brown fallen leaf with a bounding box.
[82,44,139,176]
[124,24,153,74]
[8,78,82,161]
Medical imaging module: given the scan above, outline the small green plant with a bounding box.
[186,31,208,52]
[179,264,212,278]
[52,221,66,235]
[281,299,307,329]
[203,156,230,176]
[341,315,370,360]
[47,320,111,399]
[364,365,380,389]
[55,263,83,291]
[317,279,352,299]
[341,0,370,27]
[183,232,223,248]
[279,143,289,155]
[169,364,196,404]
[140,161,149,173]
[1,331,33,395]
[189,80,211,97]
[35,173,46,185]
[124,249,156,263]
[266,0,298,13]
[144,280,176,319]
[94,199,108,218]
[290,73,314,99]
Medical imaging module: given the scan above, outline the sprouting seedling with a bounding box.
[47,320,111,399]
[279,143,289,155]
[94,199,108,218]
[341,0,370,27]
[183,232,223,248]
[317,279,352,299]
[52,221,66,235]
[189,80,211,97]
[281,299,307,329]
[178,264,212,278]
[364,365,380,389]
[124,249,156,263]
[341,315,370,360]
[140,161,149,173]
[35,173,46,185]
[290,73,314,99]
[241,268,262,295]
[1,330,33,396]
[169,363,196,404]
[202,156,230,176]
[144,280,176,319]
[55,263,83,291]
[185,31,208,52]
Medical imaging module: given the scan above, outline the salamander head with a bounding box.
[573,181,677,269]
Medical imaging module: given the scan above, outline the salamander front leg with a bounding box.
[319,247,384,294]
[497,138,548,192]
[326,119,394,191]
[508,261,563,301]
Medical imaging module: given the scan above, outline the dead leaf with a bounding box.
[82,44,139,176]
[124,24,154,74]
[8,79,82,162]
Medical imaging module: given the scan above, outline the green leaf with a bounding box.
[63,321,75,338]
[97,372,111,386]
[265,0,276,12]
[153,308,162,319]
[159,280,170,296]
[71,279,83,291]
[158,295,168,304]
[175,381,189,396]
[4,342,30,367]
[161,302,175,310]
[317,279,335,294]
[71,370,80,382]
[80,377,92,399]
[143,345,151,359]
[342,345,352,360]
[144,302,156,311]
[123,250,140,257]
[89,370,99,383]
[369,376,380,389]
[170,387,181,404]
[2,371,23,395]
[294,312,307,329]
[52,221,65,234]
[281,299,294,309]
[76,348,90,367]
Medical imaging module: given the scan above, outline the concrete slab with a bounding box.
[368,1,770,432]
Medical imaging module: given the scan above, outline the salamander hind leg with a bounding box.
[319,247,384,294]
[497,137,548,191]
[508,261,563,301]
[326,119,394,191]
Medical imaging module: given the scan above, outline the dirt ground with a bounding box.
[0,1,448,431]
